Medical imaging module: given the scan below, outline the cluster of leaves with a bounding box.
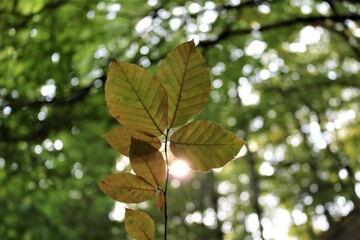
[99,40,245,239]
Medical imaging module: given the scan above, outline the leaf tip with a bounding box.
[187,39,196,50]
[98,179,106,188]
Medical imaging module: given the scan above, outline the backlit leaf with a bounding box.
[105,61,168,137]
[103,126,161,156]
[170,120,245,172]
[125,209,155,240]
[98,172,156,203]
[157,40,211,128]
[129,138,166,187]
[156,191,165,211]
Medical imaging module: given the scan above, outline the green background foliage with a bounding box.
[1,0,359,239]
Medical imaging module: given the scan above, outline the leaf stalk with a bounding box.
[163,129,170,240]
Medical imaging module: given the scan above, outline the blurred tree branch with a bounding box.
[1,0,70,29]
[201,14,360,48]
[245,133,265,240]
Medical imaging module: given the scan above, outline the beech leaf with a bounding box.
[129,138,166,187]
[105,61,168,137]
[103,126,161,156]
[98,172,156,203]
[170,120,245,172]
[157,40,211,128]
[156,191,165,211]
[125,209,155,240]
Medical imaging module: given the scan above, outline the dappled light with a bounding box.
[1,0,360,239]
[115,156,130,172]
[109,202,126,222]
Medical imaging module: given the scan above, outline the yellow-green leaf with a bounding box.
[103,126,161,157]
[125,209,155,240]
[99,172,156,203]
[105,61,168,137]
[157,40,211,128]
[130,138,166,187]
[170,120,245,172]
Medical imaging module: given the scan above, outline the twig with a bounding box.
[163,129,170,240]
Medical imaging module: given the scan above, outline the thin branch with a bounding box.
[245,133,265,240]
[326,0,360,59]
[208,172,224,240]
[1,0,70,29]
[3,81,95,113]
[200,14,360,47]
[187,0,270,18]
[258,77,360,96]
[309,105,359,203]
[163,129,170,240]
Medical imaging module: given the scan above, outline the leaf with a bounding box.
[103,126,161,157]
[105,61,168,137]
[170,120,245,172]
[125,209,155,240]
[98,172,156,203]
[130,138,166,187]
[157,40,211,128]
[156,191,165,211]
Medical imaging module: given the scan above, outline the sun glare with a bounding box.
[170,160,190,179]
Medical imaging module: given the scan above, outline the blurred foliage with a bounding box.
[1,0,359,239]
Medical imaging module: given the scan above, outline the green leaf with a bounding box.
[129,138,166,187]
[157,40,211,128]
[98,172,156,203]
[105,61,168,137]
[170,120,245,172]
[103,126,161,157]
[125,209,155,240]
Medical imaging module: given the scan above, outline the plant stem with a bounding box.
[163,129,170,240]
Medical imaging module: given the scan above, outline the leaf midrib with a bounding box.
[169,48,192,129]
[118,63,164,136]
[133,154,160,187]
[116,186,156,191]
[144,156,160,187]
[134,220,152,240]
[170,141,241,146]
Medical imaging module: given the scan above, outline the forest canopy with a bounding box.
[1,0,359,239]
